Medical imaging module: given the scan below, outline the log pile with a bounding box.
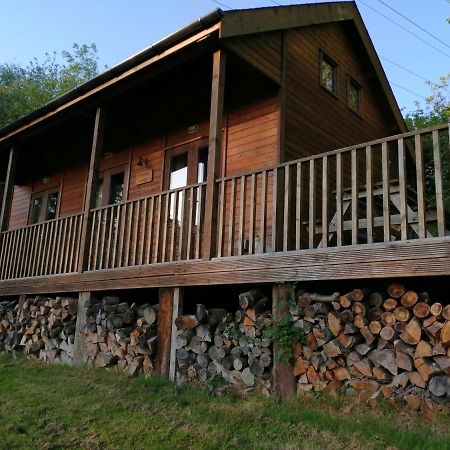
[175,289,272,393]
[293,284,450,408]
[0,300,20,353]
[83,296,158,376]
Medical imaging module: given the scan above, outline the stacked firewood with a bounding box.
[0,300,20,353]
[175,289,272,392]
[293,284,450,407]
[83,296,157,376]
[18,296,78,364]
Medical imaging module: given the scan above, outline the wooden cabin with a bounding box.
[0,3,449,377]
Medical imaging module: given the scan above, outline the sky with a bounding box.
[1,0,449,114]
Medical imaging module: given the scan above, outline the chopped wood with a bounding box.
[413,302,430,319]
[441,321,450,346]
[380,326,395,342]
[430,302,443,317]
[381,312,396,327]
[400,319,422,345]
[175,315,199,331]
[383,298,397,311]
[327,312,343,337]
[387,283,406,299]
[442,305,450,321]
[414,340,432,359]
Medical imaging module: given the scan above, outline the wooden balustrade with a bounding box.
[88,182,206,271]
[216,123,450,257]
[0,213,83,280]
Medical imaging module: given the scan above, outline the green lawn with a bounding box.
[0,355,449,450]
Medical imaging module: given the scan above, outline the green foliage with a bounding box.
[223,322,241,341]
[262,313,305,364]
[0,43,102,129]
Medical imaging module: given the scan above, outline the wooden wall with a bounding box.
[283,21,401,162]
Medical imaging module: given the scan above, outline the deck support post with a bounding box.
[73,291,92,366]
[0,147,18,244]
[169,287,183,381]
[272,283,296,400]
[155,287,177,378]
[77,107,105,273]
[203,49,226,260]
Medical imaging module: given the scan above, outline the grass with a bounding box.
[0,355,449,450]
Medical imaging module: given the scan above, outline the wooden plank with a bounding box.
[336,152,343,246]
[78,107,105,272]
[145,197,154,264]
[217,181,225,257]
[98,208,108,270]
[272,283,296,400]
[169,287,183,382]
[414,134,426,238]
[155,287,175,378]
[351,149,358,245]
[203,50,226,260]
[365,146,374,244]
[195,185,204,259]
[308,159,315,249]
[161,194,170,262]
[186,188,195,260]
[131,200,140,265]
[249,173,256,254]
[283,165,290,251]
[432,130,445,236]
[0,147,18,234]
[228,179,236,256]
[170,192,178,262]
[104,207,114,268]
[73,291,91,366]
[397,138,408,240]
[153,195,162,263]
[322,156,328,248]
[260,170,267,253]
[381,141,391,242]
[295,163,302,250]
[272,167,284,252]
[178,190,187,261]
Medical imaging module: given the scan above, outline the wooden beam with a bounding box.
[73,291,92,366]
[272,283,296,400]
[203,50,226,259]
[155,287,175,378]
[0,147,18,233]
[169,288,183,382]
[77,107,105,272]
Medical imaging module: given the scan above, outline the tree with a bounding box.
[0,43,102,129]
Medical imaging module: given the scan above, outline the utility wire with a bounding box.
[356,0,450,59]
[390,82,428,100]
[208,0,232,10]
[269,0,282,5]
[375,0,450,49]
[380,56,431,83]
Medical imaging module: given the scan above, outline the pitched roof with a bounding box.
[0,1,405,145]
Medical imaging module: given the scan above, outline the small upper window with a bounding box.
[348,77,362,115]
[320,53,337,94]
[95,167,127,209]
[29,188,60,224]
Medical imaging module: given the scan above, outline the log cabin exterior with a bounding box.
[0,3,450,379]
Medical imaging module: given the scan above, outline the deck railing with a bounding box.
[215,123,450,257]
[87,182,206,271]
[0,213,83,280]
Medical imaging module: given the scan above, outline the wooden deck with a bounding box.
[0,123,449,295]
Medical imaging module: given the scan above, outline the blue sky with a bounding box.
[1,0,449,114]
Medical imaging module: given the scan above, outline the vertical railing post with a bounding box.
[0,147,18,274]
[203,50,226,260]
[77,107,105,272]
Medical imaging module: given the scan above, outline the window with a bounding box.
[29,188,60,224]
[320,52,337,94]
[95,166,127,209]
[348,77,362,115]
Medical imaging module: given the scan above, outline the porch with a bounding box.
[0,122,449,294]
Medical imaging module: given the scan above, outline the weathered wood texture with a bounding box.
[73,291,91,366]
[283,22,401,163]
[154,287,175,378]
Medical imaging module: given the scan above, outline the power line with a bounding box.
[269,0,282,5]
[390,82,428,100]
[208,0,232,10]
[356,0,450,59]
[375,0,450,50]
[380,56,431,83]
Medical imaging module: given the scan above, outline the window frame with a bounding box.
[347,75,363,116]
[28,186,61,225]
[319,50,338,96]
[95,165,129,209]
[163,138,209,191]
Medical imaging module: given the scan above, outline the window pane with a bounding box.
[197,147,208,183]
[109,172,125,205]
[169,153,188,189]
[46,192,59,220]
[95,179,104,209]
[321,58,335,93]
[348,81,360,113]
[30,197,43,224]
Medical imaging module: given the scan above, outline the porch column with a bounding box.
[73,291,92,366]
[77,107,105,272]
[272,283,297,400]
[203,49,226,260]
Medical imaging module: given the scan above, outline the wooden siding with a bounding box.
[283,22,401,162]
[60,165,88,216]
[223,32,282,84]
[8,185,31,230]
